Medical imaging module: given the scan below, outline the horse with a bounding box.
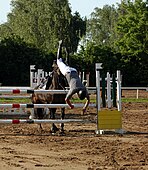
[30,63,68,134]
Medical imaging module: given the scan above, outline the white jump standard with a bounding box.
[95,63,123,134]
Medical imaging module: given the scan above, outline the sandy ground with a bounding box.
[0,91,147,170]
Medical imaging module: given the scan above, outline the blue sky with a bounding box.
[0,0,121,24]
[69,0,121,17]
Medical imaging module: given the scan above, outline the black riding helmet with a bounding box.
[78,90,86,100]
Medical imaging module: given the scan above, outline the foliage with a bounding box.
[113,0,148,86]
[0,36,54,86]
[69,12,87,53]
[0,0,86,54]
[87,5,118,47]
[115,0,148,55]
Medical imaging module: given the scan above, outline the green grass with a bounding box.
[67,98,148,103]
[121,98,148,103]
[0,97,147,104]
[72,98,148,103]
[0,98,31,103]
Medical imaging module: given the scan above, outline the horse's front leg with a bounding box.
[29,108,44,132]
[50,108,59,134]
[59,107,65,135]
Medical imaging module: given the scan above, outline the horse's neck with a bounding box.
[50,73,59,89]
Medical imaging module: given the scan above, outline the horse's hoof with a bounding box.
[58,130,65,136]
[52,124,59,132]
[29,115,36,119]
[50,129,55,134]
[51,132,56,135]
[50,127,59,134]
[40,129,44,133]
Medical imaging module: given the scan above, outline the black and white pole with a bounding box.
[30,65,37,88]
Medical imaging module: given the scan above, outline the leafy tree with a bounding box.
[87,5,118,47]
[114,0,148,55]
[6,0,71,51]
[0,23,13,38]
[0,0,86,54]
[69,12,87,53]
[113,0,148,86]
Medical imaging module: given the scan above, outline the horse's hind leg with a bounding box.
[50,108,59,133]
[59,108,65,135]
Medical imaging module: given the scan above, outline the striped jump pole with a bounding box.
[0,103,96,109]
[0,89,96,95]
[0,119,86,124]
[0,89,68,94]
[0,87,31,90]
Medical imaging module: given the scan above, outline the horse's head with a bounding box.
[34,77,48,90]
[52,60,61,75]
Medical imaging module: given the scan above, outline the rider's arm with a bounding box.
[57,40,63,59]
[65,98,74,109]
[65,90,75,109]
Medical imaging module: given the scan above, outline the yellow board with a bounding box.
[98,110,122,129]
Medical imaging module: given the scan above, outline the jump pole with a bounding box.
[0,103,96,109]
[0,89,69,94]
[0,119,86,124]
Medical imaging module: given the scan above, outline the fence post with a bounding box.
[112,74,117,107]
[95,63,102,133]
[107,72,112,109]
[101,74,106,107]
[117,70,122,111]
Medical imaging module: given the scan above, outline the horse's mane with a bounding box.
[47,66,68,90]
[33,64,68,91]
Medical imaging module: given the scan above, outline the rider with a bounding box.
[56,40,90,114]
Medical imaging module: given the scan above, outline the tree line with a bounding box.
[0,0,147,86]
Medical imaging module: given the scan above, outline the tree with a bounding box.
[6,0,71,51]
[0,0,86,54]
[0,35,53,86]
[87,5,118,47]
[69,12,86,53]
[113,0,148,86]
[114,0,148,55]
